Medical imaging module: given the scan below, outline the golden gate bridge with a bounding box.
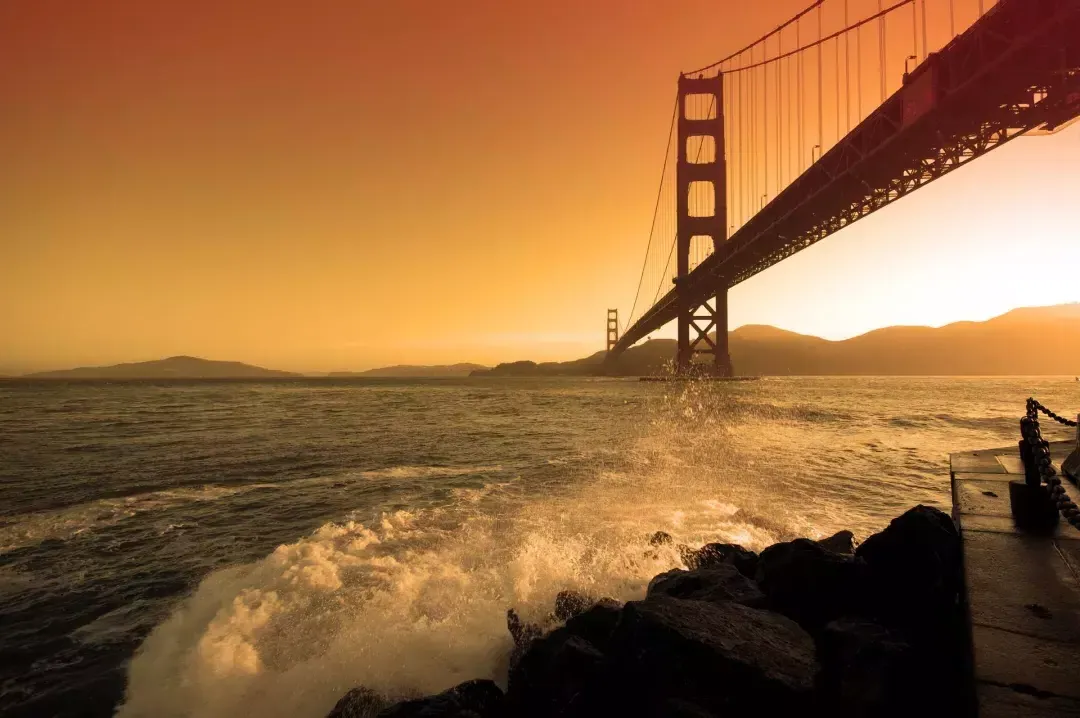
[607,0,1080,375]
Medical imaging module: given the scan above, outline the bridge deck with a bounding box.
[950,441,1080,716]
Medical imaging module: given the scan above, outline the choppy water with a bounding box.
[1,376,1077,718]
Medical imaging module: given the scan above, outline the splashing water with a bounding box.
[115,383,817,718]
[116,461,791,718]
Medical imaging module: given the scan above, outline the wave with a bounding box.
[0,484,276,554]
[0,466,504,554]
[356,465,503,481]
[116,481,801,718]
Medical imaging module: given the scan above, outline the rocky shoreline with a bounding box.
[326,505,969,718]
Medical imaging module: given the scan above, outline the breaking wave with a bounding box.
[116,459,806,718]
[0,485,274,554]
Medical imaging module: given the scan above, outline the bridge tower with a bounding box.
[606,309,619,353]
[676,73,731,376]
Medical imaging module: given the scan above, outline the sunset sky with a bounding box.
[3,0,1078,373]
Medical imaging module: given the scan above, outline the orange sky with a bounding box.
[2,0,1078,373]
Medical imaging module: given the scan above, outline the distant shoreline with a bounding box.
[6,303,1079,379]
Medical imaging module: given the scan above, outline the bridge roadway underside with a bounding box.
[611,0,1080,360]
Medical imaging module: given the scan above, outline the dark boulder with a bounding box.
[328,687,388,718]
[659,698,720,717]
[646,565,766,608]
[817,617,914,718]
[507,608,543,669]
[552,590,595,622]
[563,598,622,653]
[507,627,610,718]
[817,530,856,555]
[854,507,967,715]
[755,538,870,632]
[855,505,961,630]
[610,596,818,715]
[377,679,504,717]
[648,531,674,547]
[682,543,759,577]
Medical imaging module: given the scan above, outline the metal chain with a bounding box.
[1030,398,1079,427]
[1023,398,1080,529]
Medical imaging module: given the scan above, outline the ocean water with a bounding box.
[1,376,1078,718]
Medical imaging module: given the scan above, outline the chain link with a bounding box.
[1023,398,1080,530]
[1030,399,1079,427]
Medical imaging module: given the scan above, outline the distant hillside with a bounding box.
[473,304,1080,377]
[329,363,488,378]
[24,356,300,379]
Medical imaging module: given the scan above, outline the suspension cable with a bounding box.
[721,0,914,75]
[626,96,679,327]
[652,93,717,306]
[688,0,825,77]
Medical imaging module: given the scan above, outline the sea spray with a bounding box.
[117,380,837,718]
[116,472,795,718]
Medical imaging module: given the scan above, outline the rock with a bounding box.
[646,565,766,608]
[328,687,388,718]
[659,698,720,717]
[507,627,610,718]
[507,608,543,669]
[682,543,759,577]
[816,530,856,555]
[817,617,914,717]
[563,599,622,653]
[377,679,504,717]
[855,505,961,630]
[854,506,967,715]
[553,590,595,622]
[755,538,870,632]
[610,596,818,715]
[648,530,674,546]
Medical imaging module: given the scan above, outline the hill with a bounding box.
[473,304,1080,377]
[23,356,300,379]
[328,363,488,378]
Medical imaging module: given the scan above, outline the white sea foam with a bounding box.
[116,457,803,718]
[0,484,276,553]
[0,466,501,554]
[356,465,502,480]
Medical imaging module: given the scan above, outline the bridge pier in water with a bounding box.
[676,73,732,377]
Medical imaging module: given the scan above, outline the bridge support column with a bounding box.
[676,73,732,377]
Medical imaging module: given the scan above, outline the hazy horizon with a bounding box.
[6,301,1079,375]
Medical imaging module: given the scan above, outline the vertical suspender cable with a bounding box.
[817,4,823,158]
[912,1,919,62]
[878,0,886,103]
[950,0,956,37]
[786,54,792,186]
[750,46,756,219]
[776,34,781,196]
[764,46,769,204]
[857,23,863,119]
[921,0,928,60]
[845,0,851,129]
[726,70,733,239]
[745,58,751,224]
[835,37,841,145]
[738,63,744,228]
[797,18,803,174]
